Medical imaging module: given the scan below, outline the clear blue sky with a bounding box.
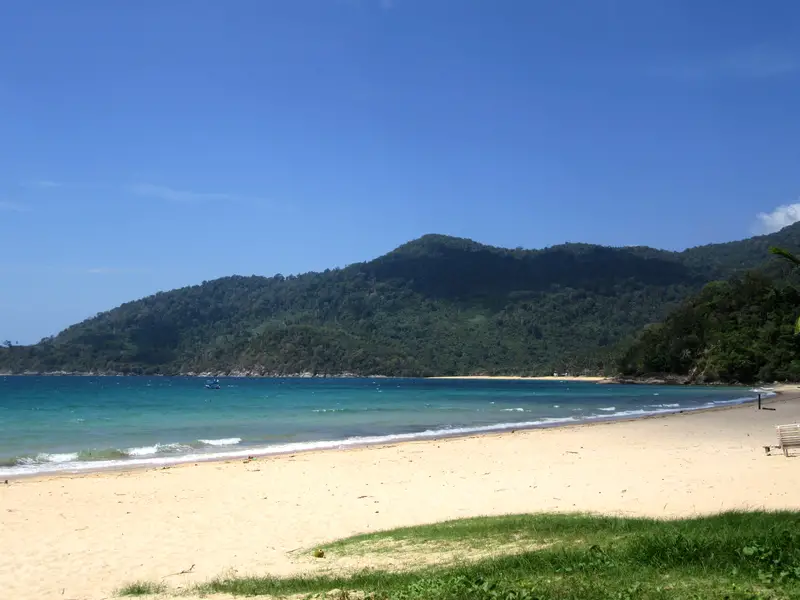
[1,0,799,343]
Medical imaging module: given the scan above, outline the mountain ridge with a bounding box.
[3,226,800,377]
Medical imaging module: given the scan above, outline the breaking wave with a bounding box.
[0,393,766,478]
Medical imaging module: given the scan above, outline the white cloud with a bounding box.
[0,201,29,212]
[754,202,800,234]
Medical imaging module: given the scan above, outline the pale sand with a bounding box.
[2,396,800,600]
[429,375,610,382]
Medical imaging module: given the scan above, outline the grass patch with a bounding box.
[116,580,166,596]
[197,512,800,599]
[319,513,624,558]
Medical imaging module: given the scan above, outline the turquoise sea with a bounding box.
[0,376,764,477]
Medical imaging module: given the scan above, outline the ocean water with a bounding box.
[0,376,763,477]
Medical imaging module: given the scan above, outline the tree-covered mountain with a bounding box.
[3,228,800,377]
[617,242,800,384]
[617,271,800,383]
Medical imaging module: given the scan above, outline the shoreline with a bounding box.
[3,386,770,481]
[3,372,608,379]
[0,371,384,378]
[429,375,609,382]
[3,390,800,600]
[4,371,792,388]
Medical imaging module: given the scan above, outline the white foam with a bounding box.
[0,393,767,479]
[124,444,158,456]
[198,437,242,446]
[125,443,190,456]
[501,408,525,412]
[46,452,80,463]
[606,409,650,417]
[17,452,80,465]
[125,445,160,456]
[598,406,616,412]
[0,418,582,477]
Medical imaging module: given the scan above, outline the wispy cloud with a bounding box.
[725,46,797,79]
[0,201,29,212]
[84,267,150,275]
[0,265,150,275]
[24,180,106,191]
[130,183,236,203]
[24,179,268,206]
[130,183,266,206]
[754,202,800,234]
[29,180,64,188]
[653,46,797,82]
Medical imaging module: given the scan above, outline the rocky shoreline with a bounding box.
[0,370,387,378]
[0,371,772,386]
[1,369,755,384]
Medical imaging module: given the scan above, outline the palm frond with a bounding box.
[769,246,800,266]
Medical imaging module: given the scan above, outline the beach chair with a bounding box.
[775,424,800,457]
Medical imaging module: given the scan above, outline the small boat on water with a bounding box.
[205,378,221,390]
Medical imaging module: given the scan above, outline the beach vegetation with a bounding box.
[116,580,166,596]
[159,511,800,599]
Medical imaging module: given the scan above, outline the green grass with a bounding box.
[116,580,166,596]
[320,513,661,554]
[121,512,800,599]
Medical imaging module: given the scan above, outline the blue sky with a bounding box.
[1,0,799,343]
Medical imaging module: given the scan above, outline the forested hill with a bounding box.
[618,271,800,383]
[3,227,800,377]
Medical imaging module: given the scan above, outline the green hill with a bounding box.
[3,227,800,377]
[618,269,800,384]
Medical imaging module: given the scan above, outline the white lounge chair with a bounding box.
[776,424,800,457]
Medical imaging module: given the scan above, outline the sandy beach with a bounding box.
[2,393,800,600]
